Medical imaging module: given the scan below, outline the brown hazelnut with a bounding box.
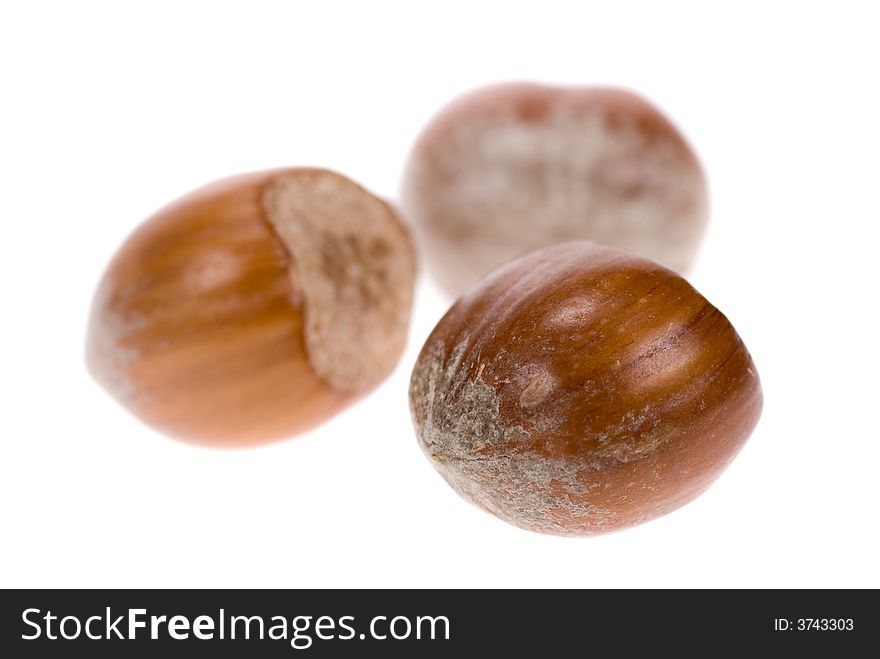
[401,82,709,296]
[409,242,761,536]
[87,168,415,446]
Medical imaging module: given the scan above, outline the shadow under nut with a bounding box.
[401,82,709,297]
[409,242,761,536]
[87,168,416,446]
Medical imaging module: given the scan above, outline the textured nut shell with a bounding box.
[401,82,709,296]
[87,169,415,446]
[262,171,415,392]
[410,242,762,536]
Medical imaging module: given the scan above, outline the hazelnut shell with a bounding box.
[402,82,709,296]
[410,242,762,535]
[88,168,415,446]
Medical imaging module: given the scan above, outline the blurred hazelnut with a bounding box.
[410,242,761,536]
[88,168,415,446]
[402,82,708,296]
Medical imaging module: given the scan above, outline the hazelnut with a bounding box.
[409,242,761,536]
[88,168,416,446]
[401,82,709,296]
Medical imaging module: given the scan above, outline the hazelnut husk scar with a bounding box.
[410,242,762,536]
[87,168,415,446]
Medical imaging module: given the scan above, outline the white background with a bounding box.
[2,1,878,588]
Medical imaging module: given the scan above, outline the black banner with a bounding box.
[1,589,874,656]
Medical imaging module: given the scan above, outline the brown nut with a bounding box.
[409,242,761,536]
[401,82,709,296]
[88,168,416,446]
